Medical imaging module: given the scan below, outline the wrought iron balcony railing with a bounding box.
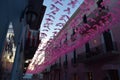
[77,42,120,63]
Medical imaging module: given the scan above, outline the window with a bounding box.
[103,30,114,52]
[63,54,68,68]
[85,43,90,53]
[73,49,76,63]
[83,14,87,23]
[71,29,76,41]
[65,54,68,63]
[64,33,68,44]
[59,58,61,67]
[85,42,91,57]
[97,0,105,10]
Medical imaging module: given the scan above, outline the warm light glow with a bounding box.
[93,40,97,44]
[24,67,27,70]
[25,59,31,63]
[28,64,35,71]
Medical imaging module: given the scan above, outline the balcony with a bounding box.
[80,7,111,36]
[77,42,120,63]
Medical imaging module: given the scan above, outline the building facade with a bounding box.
[42,0,120,80]
[0,24,16,80]
[0,0,46,80]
